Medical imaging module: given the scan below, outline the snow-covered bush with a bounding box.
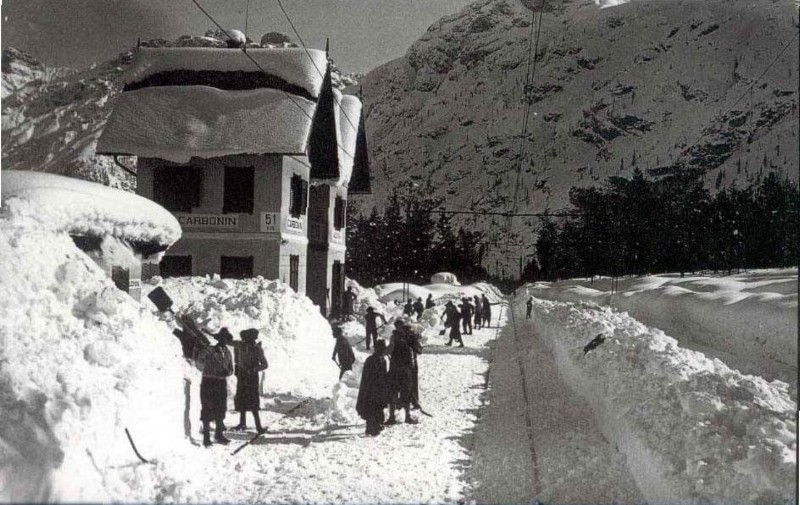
[431,272,459,285]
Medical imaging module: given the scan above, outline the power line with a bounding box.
[673,29,798,168]
[274,0,360,135]
[187,0,356,161]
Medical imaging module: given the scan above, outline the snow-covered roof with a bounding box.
[96,86,315,163]
[1,171,181,246]
[123,47,327,98]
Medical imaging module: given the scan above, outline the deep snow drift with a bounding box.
[528,271,798,385]
[518,289,796,504]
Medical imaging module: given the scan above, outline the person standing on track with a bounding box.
[386,320,423,425]
[526,297,534,319]
[473,295,483,330]
[444,301,464,347]
[196,328,234,447]
[460,297,474,335]
[481,294,494,328]
[364,307,387,351]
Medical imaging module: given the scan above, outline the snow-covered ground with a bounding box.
[528,270,798,386]
[515,288,796,504]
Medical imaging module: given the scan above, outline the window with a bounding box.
[160,255,192,277]
[220,256,253,279]
[289,255,299,292]
[289,174,308,217]
[111,266,130,293]
[334,196,347,230]
[331,260,344,316]
[153,166,201,212]
[223,166,254,214]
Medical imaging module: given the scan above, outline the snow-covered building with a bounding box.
[97,46,370,307]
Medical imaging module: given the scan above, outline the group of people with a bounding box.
[175,323,269,447]
[441,293,495,347]
[356,319,423,436]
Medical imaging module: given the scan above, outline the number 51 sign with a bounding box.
[260,212,280,233]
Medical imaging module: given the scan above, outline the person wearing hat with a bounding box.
[331,326,355,380]
[364,307,387,351]
[195,327,234,447]
[232,328,269,433]
[356,339,390,436]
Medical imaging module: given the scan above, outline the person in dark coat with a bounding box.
[425,294,435,309]
[232,328,268,433]
[444,301,463,347]
[413,297,425,319]
[386,320,423,425]
[342,286,357,319]
[196,327,234,447]
[364,307,387,350]
[473,295,483,330]
[460,298,474,335]
[526,297,534,319]
[403,300,414,317]
[356,339,390,436]
[331,326,356,380]
[481,294,494,327]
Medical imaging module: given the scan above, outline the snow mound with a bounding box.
[143,276,335,399]
[123,47,328,99]
[0,221,187,502]
[528,270,797,384]
[1,170,181,247]
[335,94,361,187]
[374,282,434,303]
[96,86,315,163]
[431,272,459,285]
[526,296,796,504]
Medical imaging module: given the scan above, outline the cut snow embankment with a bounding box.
[0,227,187,502]
[523,294,796,504]
[528,271,797,384]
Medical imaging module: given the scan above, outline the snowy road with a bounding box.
[153,312,501,503]
[472,298,643,504]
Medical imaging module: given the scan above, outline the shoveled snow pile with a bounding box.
[142,276,336,400]
[0,218,186,502]
[1,170,181,246]
[522,293,796,504]
[529,270,797,384]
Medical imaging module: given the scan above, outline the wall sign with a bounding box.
[176,214,238,228]
[286,216,304,233]
[260,212,279,233]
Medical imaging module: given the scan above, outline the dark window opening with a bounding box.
[331,260,344,317]
[334,196,347,230]
[223,166,255,214]
[289,255,299,292]
[153,166,201,212]
[160,256,192,278]
[111,266,130,293]
[221,256,253,279]
[289,174,308,218]
[71,234,102,252]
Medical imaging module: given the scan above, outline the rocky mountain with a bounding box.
[1,34,358,190]
[357,0,798,270]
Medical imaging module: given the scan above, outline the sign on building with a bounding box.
[260,212,280,233]
[286,216,304,233]
[177,214,239,229]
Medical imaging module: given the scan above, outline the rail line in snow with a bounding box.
[508,298,543,498]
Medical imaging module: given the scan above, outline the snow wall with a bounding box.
[528,273,797,384]
[521,294,796,504]
[0,228,188,502]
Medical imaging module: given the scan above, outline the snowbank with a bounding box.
[1,170,181,247]
[97,86,315,163]
[522,294,796,504]
[143,276,336,399]
[0,222,187,502]
[431,272,460,285]
[123,47,328,99]
[529,271,797,383]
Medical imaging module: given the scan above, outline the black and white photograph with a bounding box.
[1,0,798,502]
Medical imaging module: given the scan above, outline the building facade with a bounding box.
[97,46,370,311]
